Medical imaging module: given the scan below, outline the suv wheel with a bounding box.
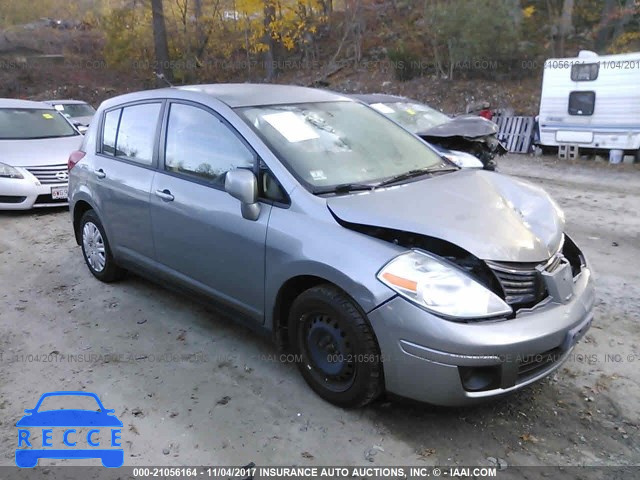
[288,285,383,408]
[80,210,124,282]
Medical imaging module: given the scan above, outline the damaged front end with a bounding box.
[339,220,586,319]
[421,133,507,167]
[419,115,507,169]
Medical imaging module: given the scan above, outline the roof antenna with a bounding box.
[155,72,174,88]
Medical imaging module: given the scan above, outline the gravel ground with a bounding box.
[0,155,639,477]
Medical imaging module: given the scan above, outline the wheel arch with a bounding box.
[72,199,95,245]
[270,271,385,356]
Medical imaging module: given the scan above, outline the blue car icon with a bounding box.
[16,391,123,468]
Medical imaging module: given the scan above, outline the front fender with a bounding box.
[264,206,403,330]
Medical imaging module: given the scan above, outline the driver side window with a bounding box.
[164,103,255,187]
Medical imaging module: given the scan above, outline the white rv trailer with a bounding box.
[538,50,640,155]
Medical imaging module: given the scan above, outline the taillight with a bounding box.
[68,150,86,171]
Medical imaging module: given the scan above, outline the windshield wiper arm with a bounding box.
[376,168,435,187]
[315,182,378,195]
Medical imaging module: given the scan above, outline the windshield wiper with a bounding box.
[315,165,458,195]
[314,182,378,195]
[377,165,459,187]
[376,168,435,187]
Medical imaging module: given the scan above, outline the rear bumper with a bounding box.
[369,267,595,406]
[0,169,68,210]
[539,127,640,150]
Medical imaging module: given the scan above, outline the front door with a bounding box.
[149,101,270,320]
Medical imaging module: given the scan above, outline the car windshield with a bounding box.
[368,101,451,134]
[237,101,448,192]
[53,103,96,118]
[0,108,79,139]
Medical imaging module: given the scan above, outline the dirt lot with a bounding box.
[1,155,639,476]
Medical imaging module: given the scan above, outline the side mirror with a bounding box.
[72,121,88,134]
[225,169,261,221]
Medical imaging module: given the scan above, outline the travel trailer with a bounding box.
[537,50,640,157]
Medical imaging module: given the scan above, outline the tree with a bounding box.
[558,0,575,57]
[262,0,276,81]
[612,0,637,42]
[151,0,173,84]
[594,0,617,51]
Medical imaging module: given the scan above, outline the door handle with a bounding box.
[155,189,174,202]
[94,169,106,179]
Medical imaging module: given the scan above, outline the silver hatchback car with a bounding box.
[68,84,594,408]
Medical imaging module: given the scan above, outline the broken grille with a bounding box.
[486,238,566,308]
[485,261,545,306]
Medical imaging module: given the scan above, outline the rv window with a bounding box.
[568,91,595,116]
[571,63,599,81]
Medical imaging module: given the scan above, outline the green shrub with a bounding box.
[423,0,522,79]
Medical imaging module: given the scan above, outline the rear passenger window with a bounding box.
[164,103,255,187]
[568,91,595,116]
[102,109,120,155]
[115,103,162,165]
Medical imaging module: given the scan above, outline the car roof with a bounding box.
[0,98,55,110]
[100,83,353,110]
[44,99,91,105]
[350,93,411,104]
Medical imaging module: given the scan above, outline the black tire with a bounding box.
[79,210,125,282]
[288,284,383,408]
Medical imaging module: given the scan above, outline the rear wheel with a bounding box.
[288,285,383,408]
[80,210,125,282]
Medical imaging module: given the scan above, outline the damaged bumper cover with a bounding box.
[368,265,594,406]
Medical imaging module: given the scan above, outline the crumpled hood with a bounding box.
[420,115,499,139]
[0,135,82,167]
[327,169,565,263]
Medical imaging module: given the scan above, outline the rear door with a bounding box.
[149,101,271,320]
[91,101,163,265]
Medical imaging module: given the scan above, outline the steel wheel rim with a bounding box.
[300,311,356,393]
[82,222,106,273]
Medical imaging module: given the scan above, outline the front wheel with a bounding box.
[288,285,383,408]
[79,210,125,282]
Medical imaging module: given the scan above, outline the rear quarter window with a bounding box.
[101,109,121,155]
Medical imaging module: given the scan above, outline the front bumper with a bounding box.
[0,169,68,210]
[369,267,595,406]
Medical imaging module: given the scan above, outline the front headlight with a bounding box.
[0,162,24,179]
[377,250,512,320]
[443,150,484,169]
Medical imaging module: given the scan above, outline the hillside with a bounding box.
[1,1,638,115]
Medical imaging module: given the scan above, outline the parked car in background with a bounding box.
[45,100,96,134]
[352,94,506,170]
[68,84,593,408]
[0,99,81,209]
